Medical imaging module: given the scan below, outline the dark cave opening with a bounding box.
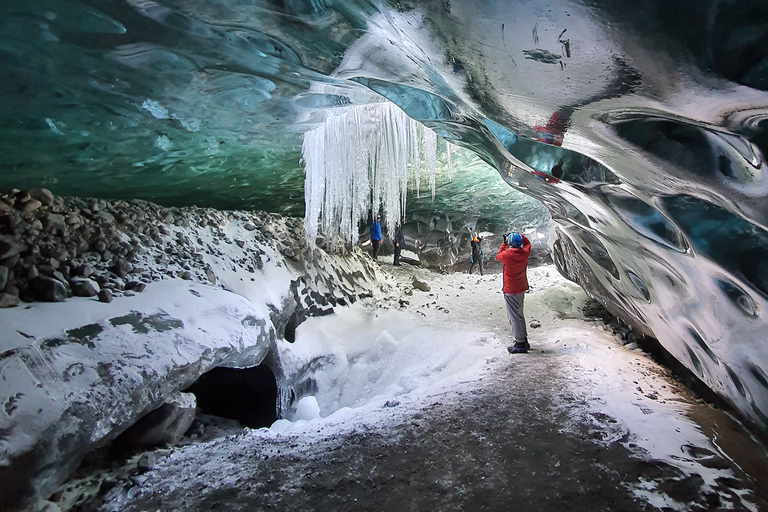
[184,364,278,428]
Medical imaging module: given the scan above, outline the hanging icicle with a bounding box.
[446,140,452,182]
[302,102,441,250]
[423,128,437,203]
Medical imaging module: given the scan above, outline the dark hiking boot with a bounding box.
[507,342,529,354]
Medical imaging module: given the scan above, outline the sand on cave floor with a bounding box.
[62,258,768,512]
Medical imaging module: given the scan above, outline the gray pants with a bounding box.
[504,292,527,344]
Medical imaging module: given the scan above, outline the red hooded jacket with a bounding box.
[495,234,531,294]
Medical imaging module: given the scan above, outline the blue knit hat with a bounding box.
[510,232,523,247]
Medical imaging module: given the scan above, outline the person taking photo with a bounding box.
[495,232,531,354]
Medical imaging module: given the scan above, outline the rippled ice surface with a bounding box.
[1,1,767,430]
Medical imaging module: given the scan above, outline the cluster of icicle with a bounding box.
[302,101,445,250]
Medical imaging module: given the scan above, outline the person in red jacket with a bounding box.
[495,232,531,354]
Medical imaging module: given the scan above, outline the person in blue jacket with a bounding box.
[370,214,383,261]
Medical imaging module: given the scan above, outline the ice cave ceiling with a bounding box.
[2,0,768,430]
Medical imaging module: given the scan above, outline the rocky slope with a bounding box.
[0,189,389,511]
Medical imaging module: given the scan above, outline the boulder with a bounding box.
[97,288,113,303]
[70,278,99,297]
[44,213,66,233]
[118,392,197,450]
[412,277,431,292]
[0,266,7,291]
[29,188,54,207]
[0,235,24,260]
[20,199,42,214]
[0,292,19,308]
[111,258,132,278]
[33,276,67,302]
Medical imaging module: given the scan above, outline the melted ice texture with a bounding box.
[1,1,767,430]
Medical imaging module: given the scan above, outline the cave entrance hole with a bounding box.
[184,363,278,428]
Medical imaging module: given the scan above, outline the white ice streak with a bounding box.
[302,102,443,249]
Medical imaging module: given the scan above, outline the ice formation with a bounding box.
[302,102,442,249]
[0,0,767,435]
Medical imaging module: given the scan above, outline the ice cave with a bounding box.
[1,0,768,510]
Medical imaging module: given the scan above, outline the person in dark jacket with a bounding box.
[370,214,383,261]
[393,220,405,266]
[495,232,531,354]
[469,233,484,275]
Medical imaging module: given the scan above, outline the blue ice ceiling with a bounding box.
[1,0,768,432]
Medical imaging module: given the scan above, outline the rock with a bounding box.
[244,222,257,231]
[179,270,191,280]
[529,320,542,329]
[1,253,20,270]
[92,239,107,253]
[0,266,7,291]
[93,211,115,224]
[27,266,40,280]
[0,292,19,308]
[15,190,31,204]
[121,392,197,450]
[33,499,60,512]
[52,271,68,286]
[33,276,67,302]
[134,283,146,293]
[29,189,54,207]
[97,288,113,303]
[0,235,24,260]
[77,264,94,278]
[205,265,216,284]
[38,264,56,277]
[111,258,132,278]
[44,213,67,233]
[20,199,42,214]
[50,248,68,262]
[412,277,431,292]
[137,452,158,473]
[70,278,99,297]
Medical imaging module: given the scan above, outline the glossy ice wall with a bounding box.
[1,0,767,431]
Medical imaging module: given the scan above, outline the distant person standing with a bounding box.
[469,233,484,275]
[496,232,531,354]
[393,220,405,266]
[370,214,382,261]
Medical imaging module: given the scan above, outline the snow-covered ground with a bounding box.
[63,258,765,511]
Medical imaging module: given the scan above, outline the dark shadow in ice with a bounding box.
[184,364,278,428]
[565,224,620,280]
[600,185,689,253]
[661,195,768,297]
[710,1,768,90]
[715,279,759,318]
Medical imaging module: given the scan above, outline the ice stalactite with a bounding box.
[445,139,453,182]
[424,128,437,203]
[302,102,440,249]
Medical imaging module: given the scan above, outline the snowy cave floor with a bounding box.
[58,261,767,512]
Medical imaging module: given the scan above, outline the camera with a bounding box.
[503,232,511,245]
